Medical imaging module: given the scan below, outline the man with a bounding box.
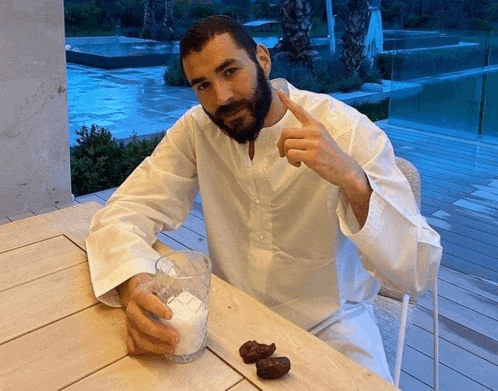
[86,15,442,383]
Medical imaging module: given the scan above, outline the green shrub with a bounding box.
[270,58,324,92]
[270,56,370,93]
[113,0,143,28]
[70,124,164,196]
[64,0,109,36]
[163,56,190,87]
[404,15,432,29]
[352,99,390,123]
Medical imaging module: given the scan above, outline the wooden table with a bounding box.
[0,202,399,391]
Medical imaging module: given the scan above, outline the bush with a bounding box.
[352,99,390,123]
[270,58,324,92]
[70,124,164,196]
[163,56,190,87]
[270,56,375,93]
[164,53,380,93]
[113,0,143,28]
[404,15,431,29]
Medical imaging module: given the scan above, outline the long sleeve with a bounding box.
[85,112,199,307]
[335,113,442,298]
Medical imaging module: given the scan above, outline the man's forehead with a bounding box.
[182,33,250,77]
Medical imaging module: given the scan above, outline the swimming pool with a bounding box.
[388,71,498,139]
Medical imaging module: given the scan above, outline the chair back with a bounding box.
[374,157,421,374]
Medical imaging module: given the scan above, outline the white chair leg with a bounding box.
[394,293,410,387]
[433,280,439,391]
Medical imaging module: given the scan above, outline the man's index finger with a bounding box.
[277,90,314,126]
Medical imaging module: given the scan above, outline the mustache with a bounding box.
[215,100,252,118]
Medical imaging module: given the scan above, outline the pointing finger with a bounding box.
[277,90,314,127]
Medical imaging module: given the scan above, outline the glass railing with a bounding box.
[481,31,498,140]
[386,28,497,142]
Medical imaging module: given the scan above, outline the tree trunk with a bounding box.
[274,0,316,68]
[341,0,369,77]
[161,0,175,40]
[142,0,175,41]
[142,0,155,38]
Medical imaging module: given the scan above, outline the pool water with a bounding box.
[389,72,498,139]
[67,42,179,57]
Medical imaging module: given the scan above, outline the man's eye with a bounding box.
[197,82,210,91]
[225,67,238,76]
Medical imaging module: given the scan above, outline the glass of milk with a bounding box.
[155,250,212,363]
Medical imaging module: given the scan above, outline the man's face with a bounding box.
[182,33,272,144]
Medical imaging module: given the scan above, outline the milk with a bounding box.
[162,291,209,356]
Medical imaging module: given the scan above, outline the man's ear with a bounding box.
[255,44,271,78]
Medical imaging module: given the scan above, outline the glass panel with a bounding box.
[481,30,498,141]
[387,28,489,141]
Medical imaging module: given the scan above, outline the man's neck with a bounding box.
[249,140,255,160]
[262,87,287,128]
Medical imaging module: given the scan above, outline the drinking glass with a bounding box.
[155,250,212,363]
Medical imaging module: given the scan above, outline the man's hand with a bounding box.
[118,273,179,355]
[276,90,372,227]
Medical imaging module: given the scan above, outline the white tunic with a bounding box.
[85,79,442,331]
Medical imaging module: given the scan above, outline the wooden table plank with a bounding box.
[43,201,102,249]
[61,352,244,391]
[0,305,128,391]
[0,262,97,344]
[0,215,61,253]
[0,202,400,391]
[206,276,398,391]
[228,380,261,391]
[0,235,87,292]
[151,242,398,391]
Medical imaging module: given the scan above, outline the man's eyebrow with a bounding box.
[215,59,238,74]
[190,59,239,87]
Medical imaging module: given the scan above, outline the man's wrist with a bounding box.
[341,169,372,228]
[117,273,152,306]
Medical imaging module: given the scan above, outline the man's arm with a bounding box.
[276,90,441,297]
[276,90,372,228]
[85,112,199,307]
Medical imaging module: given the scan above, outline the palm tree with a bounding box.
[142,0,155,38]
[142,0,174,40]
[341,0,369,77]
[274,0,316,68]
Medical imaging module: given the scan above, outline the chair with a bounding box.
[373,157,439,390]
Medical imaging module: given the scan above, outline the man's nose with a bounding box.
[213,80,234,106]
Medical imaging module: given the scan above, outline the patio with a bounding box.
[2,122,497,390]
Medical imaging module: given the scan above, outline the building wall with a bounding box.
[0,0,72,219]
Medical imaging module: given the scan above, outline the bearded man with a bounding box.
[86,15,442,383]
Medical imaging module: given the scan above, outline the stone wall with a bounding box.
[0,0,72,219]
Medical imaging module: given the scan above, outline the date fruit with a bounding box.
[239,340,276,363]
[256,357,291,379]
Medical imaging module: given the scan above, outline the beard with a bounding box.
[203,65,273,144]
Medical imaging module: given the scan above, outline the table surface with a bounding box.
[0,202,399,391]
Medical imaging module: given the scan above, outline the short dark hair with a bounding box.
[179,15,258,76]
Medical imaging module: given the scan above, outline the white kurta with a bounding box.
[86,79,442,334]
